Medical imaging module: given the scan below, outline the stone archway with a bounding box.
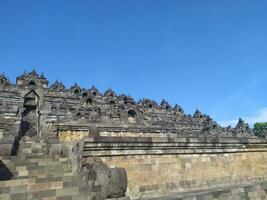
[20,90,39,137]
[127,109,137,124]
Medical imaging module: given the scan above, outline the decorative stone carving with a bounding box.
[0,74,10,86]
[139,99,158,109]
[84,157,128,199]
[104,88,116,97]
[58,131,90,141]
[173,104,184,114]
[70,83,81,94]
[193,109,203,118]
[89,86,100,96]
[16,70,48,88]
[119,94,136,105]
[235,118,252,135]
[50,81,65,91]
[0,71,259,139]
[160,99,171,110]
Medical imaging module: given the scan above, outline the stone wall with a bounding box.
[1,71,267,200]
[82,136,267,199]
[102,152,267,199]
[58,130,90,141]
[0,71,257,141]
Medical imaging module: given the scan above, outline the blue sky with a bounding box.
[1,0,267,127]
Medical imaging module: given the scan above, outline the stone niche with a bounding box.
[101,152,267,199]
[127,110,137,124]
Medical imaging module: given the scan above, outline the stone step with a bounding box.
[0,138,92,200]
[18,143,47,148]
[17,150,49,156]
[1,155,73,180]
[0,175,88,188]
[18,147,47,150]
[0,190,91,200]
[1,157,70,164]
[0,170,74,180]
[1,160,71,167]
[19,142,46,146]
[0,160,71,169]
[5,168,73,179]
[0,175,90,200]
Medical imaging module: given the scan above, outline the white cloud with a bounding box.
[218,107,267,128]
[212,76,265,118]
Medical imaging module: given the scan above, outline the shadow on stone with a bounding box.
[0,160,13,180]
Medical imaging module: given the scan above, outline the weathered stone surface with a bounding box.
[139,181,267,200]
[1,71,267,200]
[84,157,128,199]
[0,71,259,140]
[92,138,267,199]
[0,144,13,156]
[58,131,89,142]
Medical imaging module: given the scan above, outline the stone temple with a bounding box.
[1,70,267,200]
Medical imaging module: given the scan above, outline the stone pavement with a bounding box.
[139,181,267,200]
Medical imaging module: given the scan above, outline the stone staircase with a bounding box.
[0,137,92,200]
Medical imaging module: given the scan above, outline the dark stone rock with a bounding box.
[84,157,127,199]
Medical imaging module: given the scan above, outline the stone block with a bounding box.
[108,197,130,200]
[0,194,10,200]
[0,144,13,156]
[0,186,10,194]
[30,189,56,198]
[9,193,27,200]
[10,185,27,194]
[49,144,62,155]
[28,182,52,192]
[56,187,79,197]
